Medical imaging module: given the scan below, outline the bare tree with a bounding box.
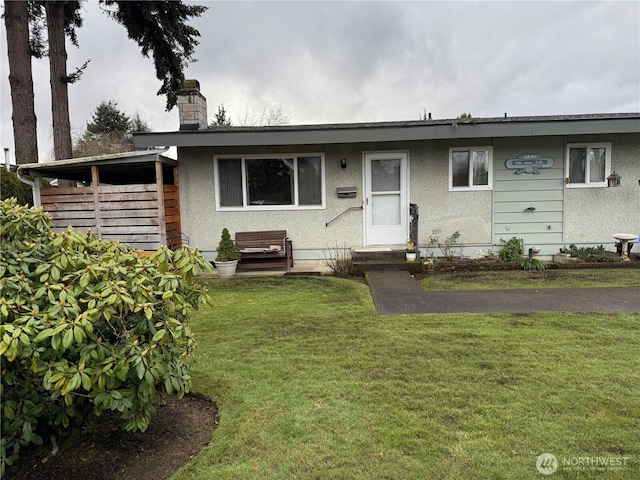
[237,106,291,126]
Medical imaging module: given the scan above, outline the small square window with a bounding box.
[566,143,611,187]
[449,147,493,191]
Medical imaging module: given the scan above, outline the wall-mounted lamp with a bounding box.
[607,171,621,187]
[340,158,347,169]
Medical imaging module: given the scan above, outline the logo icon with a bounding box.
[536,453,558,475]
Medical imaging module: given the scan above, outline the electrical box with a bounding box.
[336,186,357,198]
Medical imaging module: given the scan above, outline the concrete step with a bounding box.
[350,259,422,275]
[351,246,407,262]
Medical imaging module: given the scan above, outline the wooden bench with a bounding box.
[235,230,293,271]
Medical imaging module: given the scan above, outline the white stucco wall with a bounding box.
[177,144,366,260]
[564,133,640,246]
[176,132,638,260]
[409,140,492,251]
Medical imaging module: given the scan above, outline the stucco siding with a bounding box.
[409,141,492,249]
[175,132,638,260]
[564,133,640,246]
[177,144,366,260]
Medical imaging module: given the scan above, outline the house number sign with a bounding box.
[505,154,554,174]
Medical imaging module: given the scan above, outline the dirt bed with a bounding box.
[5,394,218,480]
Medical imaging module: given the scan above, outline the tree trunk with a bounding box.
[4,0,39,165]
[46,2,74,186]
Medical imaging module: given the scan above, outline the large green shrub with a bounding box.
[0,198,213,475]
[0,169,31,206]
[0,169,52,206]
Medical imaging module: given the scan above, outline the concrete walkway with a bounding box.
[366,270,640,315]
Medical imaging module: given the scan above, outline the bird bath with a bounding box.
[613,233,638,261]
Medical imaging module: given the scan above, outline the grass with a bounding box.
[172,275,640,479]
[420,269,640,291]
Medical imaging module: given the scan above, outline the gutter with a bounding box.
[16,168,42,207]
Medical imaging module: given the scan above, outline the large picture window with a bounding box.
[449,147,493,191]
[566,143,611,187]
[216,155,324,209]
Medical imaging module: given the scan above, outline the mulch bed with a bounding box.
[5,393,218,480]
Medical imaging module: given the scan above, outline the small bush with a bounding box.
[559,244,621,262]
[499,237,524,263]
[520,258,546,271]
[428,231,461,259]
[320,242,352,278]
[215,228,241,262]
[0,199,213,475]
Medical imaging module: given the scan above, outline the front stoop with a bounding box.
[350,246,421,274]
[351,246,407,261]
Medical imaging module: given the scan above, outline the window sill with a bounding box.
[448,186,493,192]
[217,205,326,212]
[565,183,607,189]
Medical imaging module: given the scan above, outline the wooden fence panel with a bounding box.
[40,183,181,251]
[41,187,97,232]
[163,185,182,248]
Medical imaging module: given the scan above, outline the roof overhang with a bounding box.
[18,149,176,183]
[133,114,640,149]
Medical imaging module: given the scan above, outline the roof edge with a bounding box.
[17,148,172,174]
[135,113,640,136]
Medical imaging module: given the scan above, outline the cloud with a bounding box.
[1,0,638,163]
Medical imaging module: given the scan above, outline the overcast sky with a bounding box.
[1,0,639,163]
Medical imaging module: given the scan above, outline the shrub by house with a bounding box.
[0,199,212,475]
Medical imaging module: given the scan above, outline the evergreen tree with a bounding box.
[210,104,232,127]
[85,101,131,139]
[73,101,152,158]
[4,1,206,166]
[130,112,152,134]
[3,1,39,165]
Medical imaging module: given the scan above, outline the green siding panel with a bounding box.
[494,190,564,202]
[493,200,563,214]
[493,139,565,249]
[494,211,563,223]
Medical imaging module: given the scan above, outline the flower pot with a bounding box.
[405,252,417,262]
[215,260,239,278]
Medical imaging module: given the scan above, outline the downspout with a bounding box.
[16,167,42,207]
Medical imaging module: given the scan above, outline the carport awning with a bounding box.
[18,149,176,184]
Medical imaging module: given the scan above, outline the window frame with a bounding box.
[565,142,611,188]
[214,153,326,211]
[448,146,493,191]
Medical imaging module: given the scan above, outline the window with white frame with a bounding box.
[449,147,493,191]
[566,143,611,187]
[216,155,324,209]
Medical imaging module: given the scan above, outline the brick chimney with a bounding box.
[177,79,208,130]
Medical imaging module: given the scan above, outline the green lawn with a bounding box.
[172,275,640,479]
[420,269,640,290]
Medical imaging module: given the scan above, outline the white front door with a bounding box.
[364,152,408,245]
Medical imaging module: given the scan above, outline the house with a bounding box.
[18,80,638,265]
[131,80,639,264]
